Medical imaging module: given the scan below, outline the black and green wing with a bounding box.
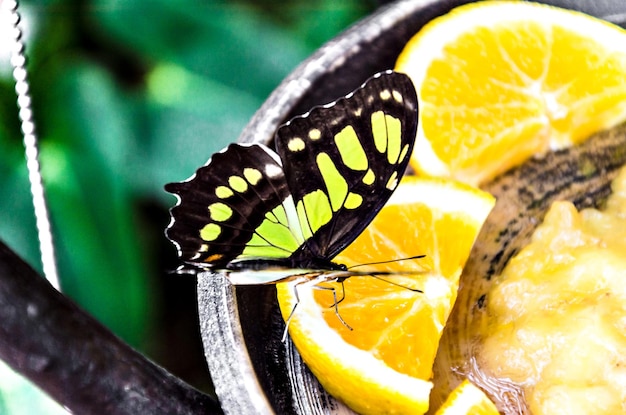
[165,143,302,268]
[276,70,418,263]
[165,70,418,271]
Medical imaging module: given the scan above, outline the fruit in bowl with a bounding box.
[194,1,626,414]
[277,2,626,414]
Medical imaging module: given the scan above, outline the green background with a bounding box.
[0,0,377,412]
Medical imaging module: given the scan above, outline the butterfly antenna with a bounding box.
[346,254,426,270]
[348,255,427,293]
[370,275,423,293]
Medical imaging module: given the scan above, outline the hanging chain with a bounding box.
[3,0,60,290]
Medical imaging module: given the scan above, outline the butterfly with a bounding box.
[165,70,418,286]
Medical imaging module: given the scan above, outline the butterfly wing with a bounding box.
[166,143,305,268]
[166,71,418,272]
[274,71,418,262]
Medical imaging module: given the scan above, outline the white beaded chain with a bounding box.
[2,0,60,290]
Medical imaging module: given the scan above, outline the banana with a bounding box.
[430,123,626,412]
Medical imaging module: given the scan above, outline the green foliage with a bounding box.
[0,361,66,415]
[0,0,374,410]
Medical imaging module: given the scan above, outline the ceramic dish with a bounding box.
[197,1,626,414]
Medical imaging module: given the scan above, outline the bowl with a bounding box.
[196,1,626,414]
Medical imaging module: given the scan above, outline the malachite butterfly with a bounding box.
[165,70,418,284]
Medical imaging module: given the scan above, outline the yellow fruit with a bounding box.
[434,379,499,415]
[396,1,626,185]
[276,176,495,415]
[479,166,626,415]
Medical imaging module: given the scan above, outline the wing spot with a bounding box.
[372,110,402,163]
[308,129,321,140]
[265,163,283,178]
[362,169,375,186]
[334,125,368,171]
[288,137,306,152]
[353,108,362,117]
[205,253,224,262]
[243,167,262,185]
[386,171,399,191]
[385,115,402,164]
[392,89,403,103]
[215,186,234,199]
[200,223,221,242]
[317,152,348,212]
[345,192,363,209]
[229,175,248,192]
[379,89,391,100]
[399,144,409,164]
[208,202,233,222]
[371,110,387,153]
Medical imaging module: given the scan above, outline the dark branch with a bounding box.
[0,240,222,415]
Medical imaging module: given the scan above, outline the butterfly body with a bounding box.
[166,71,418,284]
[223,257,346,272]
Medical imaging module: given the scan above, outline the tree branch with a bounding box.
[0,240,222,415]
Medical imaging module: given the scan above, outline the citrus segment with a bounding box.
[434,379,499,415]
[277,176,495,414]
[396,1,626,185]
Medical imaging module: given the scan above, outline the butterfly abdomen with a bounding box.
[225,257,346,272]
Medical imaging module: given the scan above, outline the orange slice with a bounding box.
[396,1,626,185]
[435,379,499,415]
[276,176,495,414]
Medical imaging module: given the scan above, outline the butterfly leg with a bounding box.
[333,278,347,305]
[313,282,353,332]
[282,276,321,342]
[282,282,302,343]
[281,276,353,342]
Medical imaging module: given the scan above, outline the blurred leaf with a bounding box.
[0,165,40,273]
[89,0,311,97]
[145,63,262,197]
[0,78,42,272]
[265,0,376,48]
[37,59,154,347]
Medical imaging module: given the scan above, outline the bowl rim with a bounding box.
[199,0,445,411]
[196,0,626,413]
